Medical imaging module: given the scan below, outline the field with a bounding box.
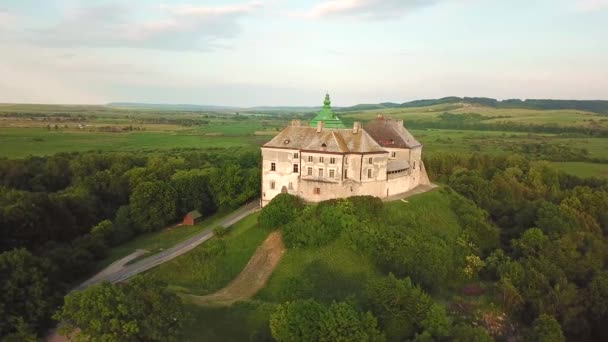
[2,103,607,180]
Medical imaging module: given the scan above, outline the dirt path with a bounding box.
[184,231,285,306]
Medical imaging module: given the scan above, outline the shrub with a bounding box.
[258,194,303,231]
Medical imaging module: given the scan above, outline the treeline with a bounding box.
[405,112,608,137]
[0,148,260,339]
[426,153,608,340]
[402,97,608,114]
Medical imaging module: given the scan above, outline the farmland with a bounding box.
[1,102,607,178]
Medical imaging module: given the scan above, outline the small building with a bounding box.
[183,210,202,226]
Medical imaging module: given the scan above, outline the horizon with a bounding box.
[3,94,608,108]
[1,0,607,106]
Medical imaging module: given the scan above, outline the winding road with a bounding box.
[77,200,260,290]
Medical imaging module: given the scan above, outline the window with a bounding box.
[270,181,275,189]
[308,156,313,162]
[294,153,299,159]
[329,169,335,178]
[344,170,348,178]
[320,156,325,163]
[391,151,396,158]
[368,169,372,178]
[288,182,293,190]
[271,162,276,171]
[307,167,313,176]
[345,157,349,165]
[413,161,416,170]
[318,168,324,177]
[314,187,321,195]
[330,157,336,164]
[368,157,373,164]
[293,164,299,173]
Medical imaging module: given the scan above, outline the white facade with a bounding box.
[261,119,427,206]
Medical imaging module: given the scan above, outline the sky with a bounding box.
[0,0,607,106]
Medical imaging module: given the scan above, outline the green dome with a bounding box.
[310,93,346,129]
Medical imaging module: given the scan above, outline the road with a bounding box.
[77,200,260,290]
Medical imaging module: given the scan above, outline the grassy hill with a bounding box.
[140,189,483,341]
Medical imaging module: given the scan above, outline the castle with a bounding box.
[260,94,429,207]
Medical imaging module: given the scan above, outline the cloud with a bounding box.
[575,0,608,11]
[302,0,449,19]
[25,1,263,50]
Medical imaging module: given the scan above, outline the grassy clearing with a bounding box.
[182,301,275,342]
[552,161,608,178]
[97,212,229,270]
[144,212,268,295]
[0,127,265,158]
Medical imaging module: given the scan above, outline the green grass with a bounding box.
[0,128,266,158]
[182,301,275,342]
[97,212,229,270]
[552,161,608,178]
[144,212,267,295]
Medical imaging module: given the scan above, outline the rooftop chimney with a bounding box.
[316,121,325,133]
[291,119,301,127]
[353,121,361,134]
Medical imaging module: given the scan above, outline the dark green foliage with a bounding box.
[258,193,304,230]
[269,299,384,342]
[449,194,500,255]
[367,274,437,341]
[0,249,54,337]
[529,314,565,342]
[0,149,261,338]
[282,199,356,248]
[427,152,608,339]
[130,181,177,231]
[347,196,384,221]
[451,324,493,342]
[54,277,189,341]
[170,169,215,216]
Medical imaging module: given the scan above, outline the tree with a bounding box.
[270,299,325,342]
[529,314,565,342]
[319,302,384,342]
[259,193,304,230]
[270,299,383,342]
[367,274,434,340]
[451,324,492,342]
[170,169,214,216]
[54,277,188,341]
[0,249,53,337]
[129,181,177,231]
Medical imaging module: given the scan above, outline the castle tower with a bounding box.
[309,93,346,129]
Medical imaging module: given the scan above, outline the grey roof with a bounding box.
[186,210,202,219]
[363,117,421,149]
[387,160,411,172]
[263,126,386,154]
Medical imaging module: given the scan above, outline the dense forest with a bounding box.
[254,153,608,341]
[0,149,260,339]
[2,148,608,340]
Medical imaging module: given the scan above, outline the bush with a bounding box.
[258,194,304,231]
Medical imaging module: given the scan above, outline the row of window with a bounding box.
[388,168,408,175]
[269,181,294,190]
[265,183,322,196]
[270,162,299,173]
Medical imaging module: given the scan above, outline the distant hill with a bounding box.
[387,97,608,114]
[108,98,608,115]
[107,102,241,112]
